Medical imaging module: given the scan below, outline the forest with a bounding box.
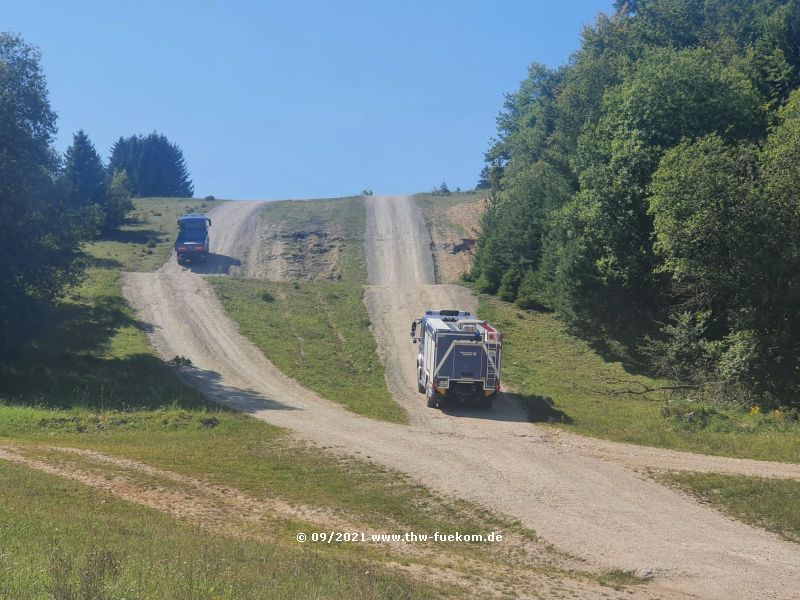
[471,0,800,409]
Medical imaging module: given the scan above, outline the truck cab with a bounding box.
[175,214,211,263]
[411,310,502,409]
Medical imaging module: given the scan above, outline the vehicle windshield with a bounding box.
[180,220,206,230]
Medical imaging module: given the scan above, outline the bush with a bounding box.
[515,269,539,309]
[498,267,522,302]
[474,273,498,294]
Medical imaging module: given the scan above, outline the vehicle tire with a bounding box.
[417,366,425,394]
[425,383,439,409]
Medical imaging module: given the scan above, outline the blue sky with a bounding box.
[7,1,614,199]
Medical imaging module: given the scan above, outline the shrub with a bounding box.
[498,267,522,302]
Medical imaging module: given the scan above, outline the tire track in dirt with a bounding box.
[120,198,800,600]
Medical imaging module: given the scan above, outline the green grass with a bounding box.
[213,196,405,423]
[211,279,404,424]
[414,191,486,213]
[0,410,518,547]
[0,462,442,600]
[86,197,224,272]
[657,472,800,543]
[479,295,800,463]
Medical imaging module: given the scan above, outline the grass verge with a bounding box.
[478,295,800,463]
[657,471,800,543]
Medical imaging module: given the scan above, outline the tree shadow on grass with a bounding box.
[505,392,574,424]
[0,353,215,412]
[565,316,659,379]
[83,256,124,269]
[101,228,164,245]
[0,290,211,412]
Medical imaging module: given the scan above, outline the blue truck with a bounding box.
[411,310,502,409]
[175,214,212,263]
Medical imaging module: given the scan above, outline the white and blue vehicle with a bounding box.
[411,310,502,409]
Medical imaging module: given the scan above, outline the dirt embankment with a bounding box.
[416,194,486,283]
[248,221,346,281]
[119,197,800,600]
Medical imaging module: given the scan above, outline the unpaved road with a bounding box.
[123,197,800,600]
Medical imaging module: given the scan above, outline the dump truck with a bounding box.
[175,214,211,263]
[411,310,502,409]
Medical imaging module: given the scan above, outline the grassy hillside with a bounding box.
[212,196,405,423]
[479,296,800,463]
[87,197,223,272]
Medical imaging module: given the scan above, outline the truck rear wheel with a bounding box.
[425,383,439,409]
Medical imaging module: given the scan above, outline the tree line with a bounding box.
[0,32,194,356]
[470,0,800,409]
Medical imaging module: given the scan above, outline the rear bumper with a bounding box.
[435,380,499,397]
[176,247,207,260]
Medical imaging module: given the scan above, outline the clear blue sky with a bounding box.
[7,1,614,199]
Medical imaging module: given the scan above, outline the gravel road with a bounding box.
[123,196,800,600]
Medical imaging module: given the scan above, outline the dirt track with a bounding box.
[123,197,800,600]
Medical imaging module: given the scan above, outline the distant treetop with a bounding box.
[109,132,194,198]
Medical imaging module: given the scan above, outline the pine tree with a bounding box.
[64,130,107,232]
[108,132,193,197]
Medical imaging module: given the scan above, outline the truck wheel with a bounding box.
[425,383,439,409]
[417,368,425,394]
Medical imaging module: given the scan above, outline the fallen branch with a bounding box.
[579,376,722,396]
